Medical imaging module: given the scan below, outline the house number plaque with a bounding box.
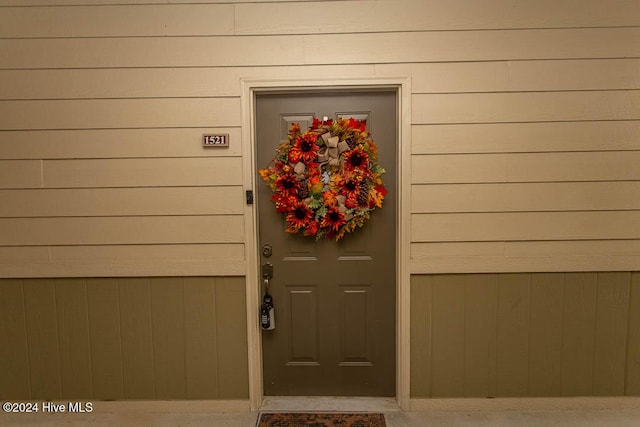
[202,134,229,147]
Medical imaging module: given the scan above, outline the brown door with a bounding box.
[256,91,396,396]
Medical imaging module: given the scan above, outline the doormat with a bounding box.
[257,412,386,427]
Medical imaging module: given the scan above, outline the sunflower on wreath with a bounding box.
[259,117,387,241]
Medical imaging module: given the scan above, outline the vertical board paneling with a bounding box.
[463,274,498,397]
[1,276,248,400]
[86,278,124,400]
[118,278,154,399]
[495,274,530,396]
[55,278,92,398]
[23,279,61,399]
[214,277,248,399]
[183,277,219,399]
[410,275,432,397]
[410,272,640,398]
[561,273,598,395]
[150,277,186,399]
[430,275,465,396]
[593,272,631,395]
[628,273,640,394]
[0,279,31,399]
[528,273,564,396]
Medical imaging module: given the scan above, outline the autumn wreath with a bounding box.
[259,117,387,241]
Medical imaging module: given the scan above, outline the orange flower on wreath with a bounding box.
[322,189,338,207]
[343,147,369,173]
[321,207,346,233]
[304,219,321,237]
[272,193,297,213]
[286,201,313,230]
[335,174,360,208]
[336,174,359,199]
[275,173,298,198]
[288,132,319,164]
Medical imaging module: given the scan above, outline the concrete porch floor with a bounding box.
[1,397,640,426]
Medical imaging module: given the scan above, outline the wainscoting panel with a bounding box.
[411,272,640,397]
[0,277,248,400]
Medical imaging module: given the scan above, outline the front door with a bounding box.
[256,91,396,396]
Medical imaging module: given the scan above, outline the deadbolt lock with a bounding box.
[262,243,273,258]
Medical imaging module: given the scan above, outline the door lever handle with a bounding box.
[262,262,273,280]
[262,262,273,292]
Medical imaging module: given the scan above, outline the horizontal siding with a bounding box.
[2,60,637,101]
[412,91,640,124]
[0,4,235,38]
[0,2,250,277]
[411,241,640,274]
[47,244,245,264]
[2,0,639,38]
[411,211,640,242]
[0,216,244,246]
[0,98,241,130]
[412,121,640,154]
[378,59,640,93]
[42,158,243,188]
[2,28,639,69]
[0,160,41,188]
[412,182,640,213]
[234,0,640,34]
[0,0,311,6]
[412,151,640,184]
[0,0,638,278]
[0,277,248,400]
[411,272,640,397]
[0,244,243,262]
[0,245,245,278]
[0,128,243,159]
[0,187,244,217]
[0,65,374,100]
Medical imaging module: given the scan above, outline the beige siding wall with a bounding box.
[411,272,640,397]
[0,0,639,276]
[1,0,639,402]
[0,277,248,400]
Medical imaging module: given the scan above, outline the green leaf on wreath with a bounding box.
[315,205,328,219]
[308,197,322,209]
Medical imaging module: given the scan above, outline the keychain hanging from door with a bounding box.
[261,262,275,330]
[260,293,275,331]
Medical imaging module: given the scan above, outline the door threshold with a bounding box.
[261,396,400,412]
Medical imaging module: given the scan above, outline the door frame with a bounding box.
[241,77,412,411]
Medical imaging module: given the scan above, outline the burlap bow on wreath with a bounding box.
[259,117,387,241]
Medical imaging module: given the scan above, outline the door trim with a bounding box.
[241,77,412,411]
